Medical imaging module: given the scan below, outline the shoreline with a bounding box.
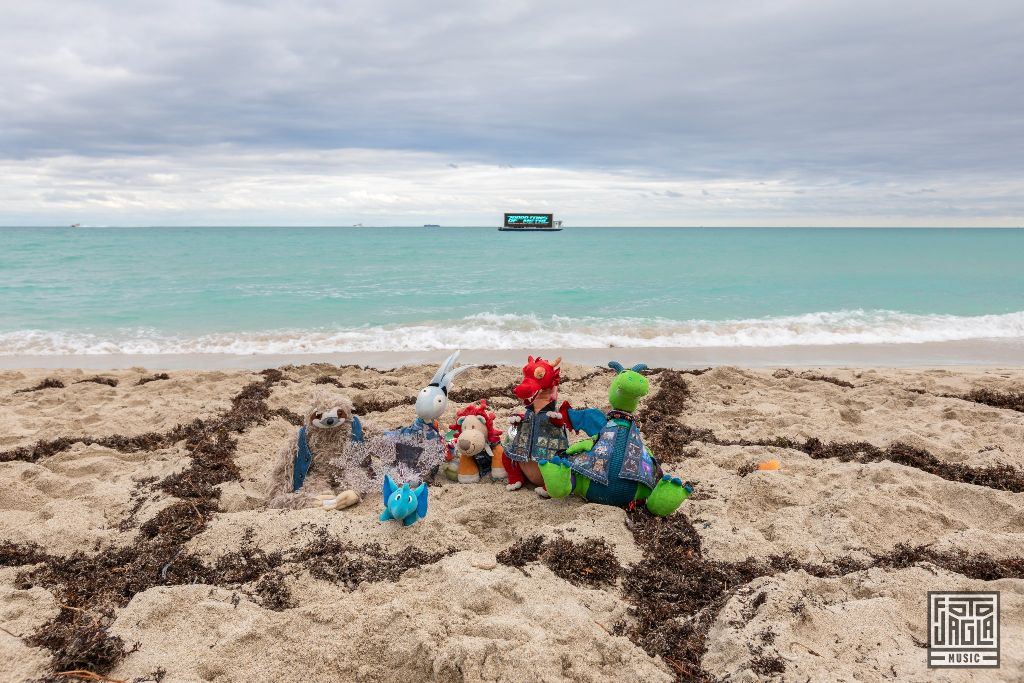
[0,339,1022,370]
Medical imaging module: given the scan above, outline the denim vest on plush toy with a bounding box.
[292,418,363,492]
[504,404,569,463]
[293,426,314,492]
[568,411,659,490]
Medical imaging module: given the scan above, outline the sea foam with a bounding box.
[1,309,1023,355]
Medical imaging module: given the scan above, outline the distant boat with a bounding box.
[70,223,81,228]
[351,223,363,227]
[423,224,441,228]
[498,213,563,232]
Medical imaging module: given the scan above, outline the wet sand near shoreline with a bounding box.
[1,338,1022,370]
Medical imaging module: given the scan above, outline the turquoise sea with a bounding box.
[0,227,1022,355]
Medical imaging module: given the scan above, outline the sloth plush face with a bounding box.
[305,389,355,431]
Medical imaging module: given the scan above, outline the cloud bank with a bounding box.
[1,0,1022,226]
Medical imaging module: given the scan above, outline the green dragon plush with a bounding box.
[538,361,692,516]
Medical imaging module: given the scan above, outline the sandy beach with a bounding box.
[1,361,1022,682]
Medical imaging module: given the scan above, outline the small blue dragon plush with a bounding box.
[379,474,428,526]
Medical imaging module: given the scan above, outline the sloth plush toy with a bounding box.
[268,389,364,510]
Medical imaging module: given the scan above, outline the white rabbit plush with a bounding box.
[386,350,476,441]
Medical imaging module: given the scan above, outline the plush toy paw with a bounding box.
[491,466,507,480]
[506,481,523,491]
[565,438,595,456]
[535,486,551,498]
[537,456,574,498]
[507,415,522,425]
[645,476,693,517]
[323,490,360,511]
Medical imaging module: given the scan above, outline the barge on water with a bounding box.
[498,213,563,232]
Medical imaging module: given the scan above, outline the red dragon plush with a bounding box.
[513,355,562,403]
[501,355,589,493]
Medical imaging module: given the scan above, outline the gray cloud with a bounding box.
[1,0,1022,223]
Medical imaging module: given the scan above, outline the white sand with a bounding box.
[1,363,1022,682]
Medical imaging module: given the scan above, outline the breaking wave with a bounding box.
[1,310,1023,355]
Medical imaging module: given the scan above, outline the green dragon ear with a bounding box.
[630,363,648,373]
[607,361,624,373]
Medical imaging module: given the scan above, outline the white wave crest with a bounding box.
[1,309,1023,355]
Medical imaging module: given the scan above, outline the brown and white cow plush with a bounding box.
[267,389,361,510]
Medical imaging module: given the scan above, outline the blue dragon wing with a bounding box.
[567,408,607,437]
[383,473,397,504]
[351,415,364,442]
[414,483,428,519]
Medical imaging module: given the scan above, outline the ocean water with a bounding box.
[0,227,1022,355]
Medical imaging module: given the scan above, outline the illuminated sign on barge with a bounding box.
[499,213,562,231]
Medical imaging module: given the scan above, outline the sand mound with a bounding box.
[110,552,670,683]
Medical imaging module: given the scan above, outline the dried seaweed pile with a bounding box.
[6,370,287,678]
[944,388,1024,413]
[446,365,613,405]
[3,369,459,681]
[497,535,621,589]
[13,377,66,393]
[290,526,453,589]
[616,507,1024,682]
[0,372,300,465]
[619,369,1024,680]
[798,373,855,388]
[74,376,120,387]
[135,373,170,386]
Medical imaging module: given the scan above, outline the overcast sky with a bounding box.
[1,0,1022,226]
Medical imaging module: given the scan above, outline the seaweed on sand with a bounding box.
[636,371,1024,493]
[14,377,65,393]
[945,388,1024,414]
[495,536,622,588]
[446,383,519,404]
[248,571,294,611]
[496,535,546,568]
[352,394,414,414]
[10,371,289,678]
[540,537,621,588]
[75,376,120,387]
[135,373,170,386]
[313,376,346,388]
[799,373,855,388]
[616,507,1024,682]
[0,540,52,568]
[290,526,453,588]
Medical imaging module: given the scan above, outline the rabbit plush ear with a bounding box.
[608,361,625,374]
[430,350,461,386]
[630,363,648,373]
[439,364,477,392]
